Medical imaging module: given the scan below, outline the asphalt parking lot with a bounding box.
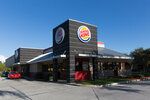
[0,77,150,100]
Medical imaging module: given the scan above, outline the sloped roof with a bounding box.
[27,52,53,64]
[98,47,133,59]
[27,52,66,64]
[27,47,133,64]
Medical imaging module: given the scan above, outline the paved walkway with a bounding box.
[0,77,150,100]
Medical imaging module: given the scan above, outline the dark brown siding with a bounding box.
[53,19,98,82]
[53,20,98,56]
[69,20,98,55]
[5,55,15,67]
[53,20,69,56]
[20,48,43,64]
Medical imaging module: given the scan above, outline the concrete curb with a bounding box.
[72,78,150,88]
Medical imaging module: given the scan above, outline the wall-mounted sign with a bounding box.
[77,26,91,43]
[55,27,65,44]
[15,50,19,59]
[15,49,19,63]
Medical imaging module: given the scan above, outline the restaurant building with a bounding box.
[6,19,133,83]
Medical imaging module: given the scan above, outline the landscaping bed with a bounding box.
[76,73,150,86]
[76,78,128,85]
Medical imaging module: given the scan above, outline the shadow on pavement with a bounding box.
[125,80,150,86]
[100,85,142,93]
[0,90,31,100]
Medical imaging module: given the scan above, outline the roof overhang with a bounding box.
[53,54,66,59]
[77,54,133,60]
[13,62,21,66]
[98,55,134,59]
[27,53,66,64]
[77,54,97,57]
[28,57,53,64]
[27,52,52,64]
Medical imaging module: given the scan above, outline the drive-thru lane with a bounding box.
[0,78,97,100]
[94,79,150,100]
[0,77,150,100]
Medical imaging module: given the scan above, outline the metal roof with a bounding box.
[98,47,133,59]
[27,47,133,64]
[27,52,66,64]
[27,52,53,64]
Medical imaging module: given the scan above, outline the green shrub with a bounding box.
[138,74,145,77]
[127,74,145,78]
[77,78,127,85]
[49,76,53,81]
[144,73,150,77]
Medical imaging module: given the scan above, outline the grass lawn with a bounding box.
[76,78,128,85]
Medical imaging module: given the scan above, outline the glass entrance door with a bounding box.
[75,58,91,81]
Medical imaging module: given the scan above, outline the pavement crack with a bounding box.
[29,91,51,97]
[92,88,100,100]
[9,85,32,100]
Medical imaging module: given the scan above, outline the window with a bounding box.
[75,61,89,71]
[82,62,89,71]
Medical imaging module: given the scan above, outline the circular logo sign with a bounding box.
[55,27,65,44]
[77,26,91,42]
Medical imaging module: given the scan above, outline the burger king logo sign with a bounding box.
[55,27,65,44]
[77,26,91,42]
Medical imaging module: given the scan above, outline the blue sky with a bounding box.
[0,0,150,58]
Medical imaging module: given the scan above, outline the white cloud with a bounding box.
[0,55,6,63]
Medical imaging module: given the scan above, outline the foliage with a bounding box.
[130,48,150,72]
[49,76,53,81]
[144,73,150,77]
[76,78,128,85]
[0,62,11,73]
[127,73,150,78]
[77,73,150,86]
[0,62,6,71]
[127,74,145,78]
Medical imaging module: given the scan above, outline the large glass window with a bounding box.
[75,61,89,71]
[125,62,131,70]
[42,64,53,72]
[103,62,114,70]
[82,62,89,71]
[75,62,82,71]
[48,64,53,72]
[42,65,48,72]
[103,62,121,70]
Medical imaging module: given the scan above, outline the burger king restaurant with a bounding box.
[6,19,133,83]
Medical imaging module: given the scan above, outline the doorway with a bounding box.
[75,58,91,81]
[57,59,67,80]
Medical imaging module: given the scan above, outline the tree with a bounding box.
[0,62,5,71]
[0,62,11,72]
[130,48,150,72]
[143,48,150,71]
